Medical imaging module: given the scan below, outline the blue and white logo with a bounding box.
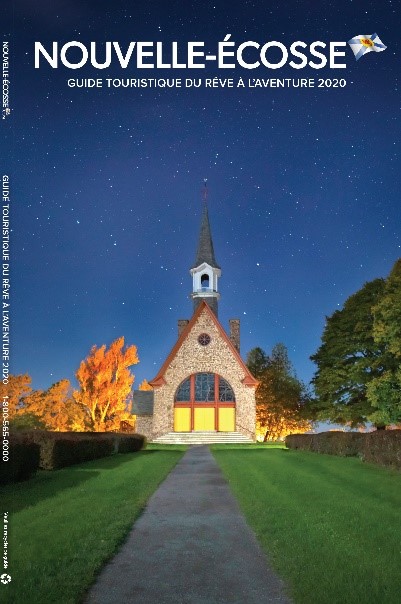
[348,33,387,61]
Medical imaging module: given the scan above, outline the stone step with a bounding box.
[151,431,254,445]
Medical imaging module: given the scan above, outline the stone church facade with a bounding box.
[133,195,258,442]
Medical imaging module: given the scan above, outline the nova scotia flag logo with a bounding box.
[348,33,387,61]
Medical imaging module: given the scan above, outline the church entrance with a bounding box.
[174,373,236,432]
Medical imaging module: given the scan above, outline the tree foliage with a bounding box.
[311,258,401,427]
[0,374,32,417]
[246,347,270,377]
[3,337,139,433]
[3,375,89,431]
[138,379,153,391]
[23,379,89,431]
[74,336,139,431]
[367,259,401,425]
[247,343,312,441]
[372,259,401,357]
[9,413,47,431]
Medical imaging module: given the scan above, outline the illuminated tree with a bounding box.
[0,374,32,417]
[74,336,139,431]
[138,379,153,391]
[247,344,312,441]
[9,413,47,431]
[23,379,89,431]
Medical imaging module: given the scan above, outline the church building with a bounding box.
[133,193,258,443]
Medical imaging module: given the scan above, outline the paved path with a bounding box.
[85,446,292,604]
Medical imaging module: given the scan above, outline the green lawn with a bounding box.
[212,447,401,604]
[2,449,184,604]
[5,445,401,604]
[146,443,188,451]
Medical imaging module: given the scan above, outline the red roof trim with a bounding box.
[149,376,166,388]
[149,301,258,388]
[242,375,260,386]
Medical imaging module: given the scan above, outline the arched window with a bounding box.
[201,273,210,289]
[174,373,235,403]
[195,373,215,401]
[175,377,190,401]
[219,377,235,402]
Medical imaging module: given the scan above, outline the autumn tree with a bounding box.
[74,336,139,431]
[9,413,47,431]
[247,344,312,441]
[3,376,89,432]
[1,373,46,431]
[0,374,32,417]
[138,379,153,391]
[23,379,89,431]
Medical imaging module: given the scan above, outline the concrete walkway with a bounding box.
[85,446,292,604]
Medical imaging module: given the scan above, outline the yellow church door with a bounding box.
[174,407,191,431]
[193,407,215,431]
[174,374,237,433]
[218,407,235,431]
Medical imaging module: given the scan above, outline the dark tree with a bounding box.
[367,259,401,425]
[246,346,270,378]
[311,278,386,427]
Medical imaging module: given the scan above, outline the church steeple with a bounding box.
[191,201,221,270]
[190,183,221,316]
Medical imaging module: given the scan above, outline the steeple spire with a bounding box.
[191,194,220,270]
[190,182,221,316]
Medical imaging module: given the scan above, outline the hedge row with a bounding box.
[0,432,146,482]
[0,434,41,485]
[285,430,401,469]
[30,432,115,470]
[362,430,401,468]
[285,432,365,456]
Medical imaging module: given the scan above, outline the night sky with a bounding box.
[6,1,400,393]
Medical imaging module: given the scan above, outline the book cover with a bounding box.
[2,1,400,602]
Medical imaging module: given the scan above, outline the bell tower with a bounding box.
[190,183,221,317]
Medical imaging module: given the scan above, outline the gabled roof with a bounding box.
[191,202,220,269]
[149,301,258,387]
